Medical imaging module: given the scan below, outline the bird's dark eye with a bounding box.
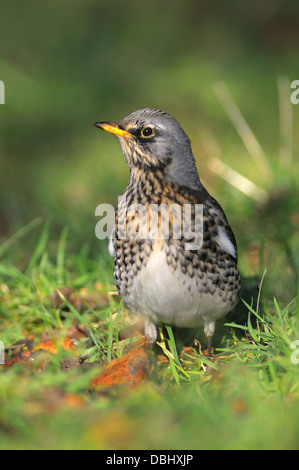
[141,126,154,138]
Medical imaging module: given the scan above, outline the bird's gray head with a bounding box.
[94,108,201,191]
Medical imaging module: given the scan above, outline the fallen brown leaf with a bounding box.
[90,343,151,390]
[5,336,77,369]
[50,286,73,308]
[67,323,89,339]
[32,337,75,355]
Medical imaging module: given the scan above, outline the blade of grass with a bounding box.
[208,156,268,203]
[247,311,259,343]
[0,217,42,259]
[273,297,285,329]
[165,325,180,365]
[256,268,266,315]
[242,298,264,323]
[56,291,103,353]
[158,328,191,383]
[27,220,51,271]
[30,278,60,328]
[213,81,273,180]
[0,263,31,287]
[107,310,113,362]
[56,227,69,285]
[195,354,219,371]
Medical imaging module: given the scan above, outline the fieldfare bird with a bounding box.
[94,108,241,356]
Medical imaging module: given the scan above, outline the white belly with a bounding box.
[123,250,231,328]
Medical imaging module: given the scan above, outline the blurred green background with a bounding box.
[0,0,299,298]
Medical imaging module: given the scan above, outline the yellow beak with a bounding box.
[94,121,132,138]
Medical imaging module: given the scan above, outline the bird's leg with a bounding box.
[144,317,157,350]
[207,335,213,358]
[144,318,158,378]
[204,321,215,358]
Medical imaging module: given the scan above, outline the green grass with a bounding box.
[0,219,298,450]
[1,73,299,449]
[1,1,299,448]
